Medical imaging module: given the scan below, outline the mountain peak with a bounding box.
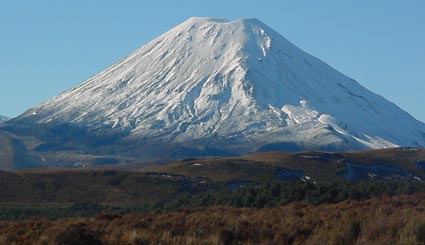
[176,17,272,36]
[233,17,268,26]
[9,17,425,160]
[182,17,263,25]
[183,17,230,24]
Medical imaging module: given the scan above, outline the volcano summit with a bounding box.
[4,17,425,166]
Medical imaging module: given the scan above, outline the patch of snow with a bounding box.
[73,162,86,168]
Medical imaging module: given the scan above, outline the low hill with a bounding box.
[140,147,425,182]
[0,130,42,170]
[0,115,9,123]
[0,129,136,171]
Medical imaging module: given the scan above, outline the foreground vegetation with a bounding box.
[0,148,424,243]
[1,194,425,244]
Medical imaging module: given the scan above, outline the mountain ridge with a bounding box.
[2,17,425,168]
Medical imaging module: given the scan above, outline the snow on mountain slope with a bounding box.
[14,17,425,153]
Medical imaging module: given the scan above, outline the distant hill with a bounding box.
[138,147,425,182]
[0,115,9,123]
[0,130,42,170]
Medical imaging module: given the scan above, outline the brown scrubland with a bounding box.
[1,194,425,245]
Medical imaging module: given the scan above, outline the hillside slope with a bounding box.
[3,17,424,167]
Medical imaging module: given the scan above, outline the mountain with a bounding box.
[2,17,425,168]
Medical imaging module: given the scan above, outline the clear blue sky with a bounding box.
[1,0,424,122]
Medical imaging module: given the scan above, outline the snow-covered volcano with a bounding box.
[12,17,425,155]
